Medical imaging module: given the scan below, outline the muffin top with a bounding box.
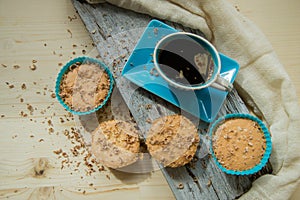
[91,120,140,169]
[212,118,266,171]
[146,115,200,167]
[59,62,110,112]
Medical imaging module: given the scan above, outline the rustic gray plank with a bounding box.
[72,1,272,199]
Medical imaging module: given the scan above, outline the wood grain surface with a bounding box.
[0,0,299,199]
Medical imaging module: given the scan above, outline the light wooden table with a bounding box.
[0,0,299,199]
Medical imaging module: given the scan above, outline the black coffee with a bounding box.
[157,37,214,86]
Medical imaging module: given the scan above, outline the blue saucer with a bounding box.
[122,20,239,122]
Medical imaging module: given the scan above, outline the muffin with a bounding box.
[55,56,114,115]
[210,113,272,175]
[146,115,200,167]
[91,120,140,169]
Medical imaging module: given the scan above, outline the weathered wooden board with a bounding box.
[72,1,272,199]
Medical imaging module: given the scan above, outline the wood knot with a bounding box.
[33,158,49,177]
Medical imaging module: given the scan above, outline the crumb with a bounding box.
[47,119,53,126]
[82,49,86,54]
[53,149,62,154]
[48,127,54,133]
[91,29,96,34]
[58,63,63,66]
[13,65,20,69]
[72,51,76,55]
[21,83,26,90]
[30,135,34,138]
[72,44,77,48]
[51,93,56,98]
[146,118,152,123]
[32,60,37,63]
[106,174,110,180]
[67,29,72,38]
[145,104,152,110]
[207,179,212,187]
[9,84,14,89]
[1,64,7,68]
[44,43,47,47]
[39,139,44,142]
[1,115,5,118]
[30,64,37,71]
[33,82,37,85]
[177,183,184,189]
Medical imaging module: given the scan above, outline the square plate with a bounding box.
[122,19,239,122]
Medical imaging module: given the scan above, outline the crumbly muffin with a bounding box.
[212,118,266,171]
[146,115,200,167]
[59,61,111,112]
[91,120,140,169]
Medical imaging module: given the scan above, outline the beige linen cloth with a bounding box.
[87,0,300,199]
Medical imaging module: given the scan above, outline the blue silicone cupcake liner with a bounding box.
[55,56,114,115]
[209,113,272,175]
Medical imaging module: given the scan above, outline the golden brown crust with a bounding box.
[59,63,110,112]
[91,120,140,169]
[212,118,266,171]
[146,115,200,167]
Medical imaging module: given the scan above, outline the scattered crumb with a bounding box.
[82,49,86,54]
[72,44,77,48]
[53,149,63,155]
[20,111,28,117]
[67,29,72,38]
[13,65,20,69]
[106,174,110,180]
[68,15,77,22]
[1,115,5,118]
[32,60,37,63]
[21,83,26,90]
[44,43,47,47]
[1,64,7,68]
[177,183,184,189]
[235,5,240,12]
[30,135,34,138]
[145,104,152,110]
[207,179,212,187]
[91,29,96,34]
[39,139,44,142]
[58,63,63,67]
[48,127,54,133]
[72,51,76,55]
[51,93,56,98]
[30,64,37,71]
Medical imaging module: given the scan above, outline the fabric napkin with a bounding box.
[87,0,300,199]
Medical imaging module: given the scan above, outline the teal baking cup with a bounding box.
[209,113,272,175]
[55,56,114,115]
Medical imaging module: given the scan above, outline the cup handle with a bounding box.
[210,75,233,91]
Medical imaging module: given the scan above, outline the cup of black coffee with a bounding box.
[153,32,232,91]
